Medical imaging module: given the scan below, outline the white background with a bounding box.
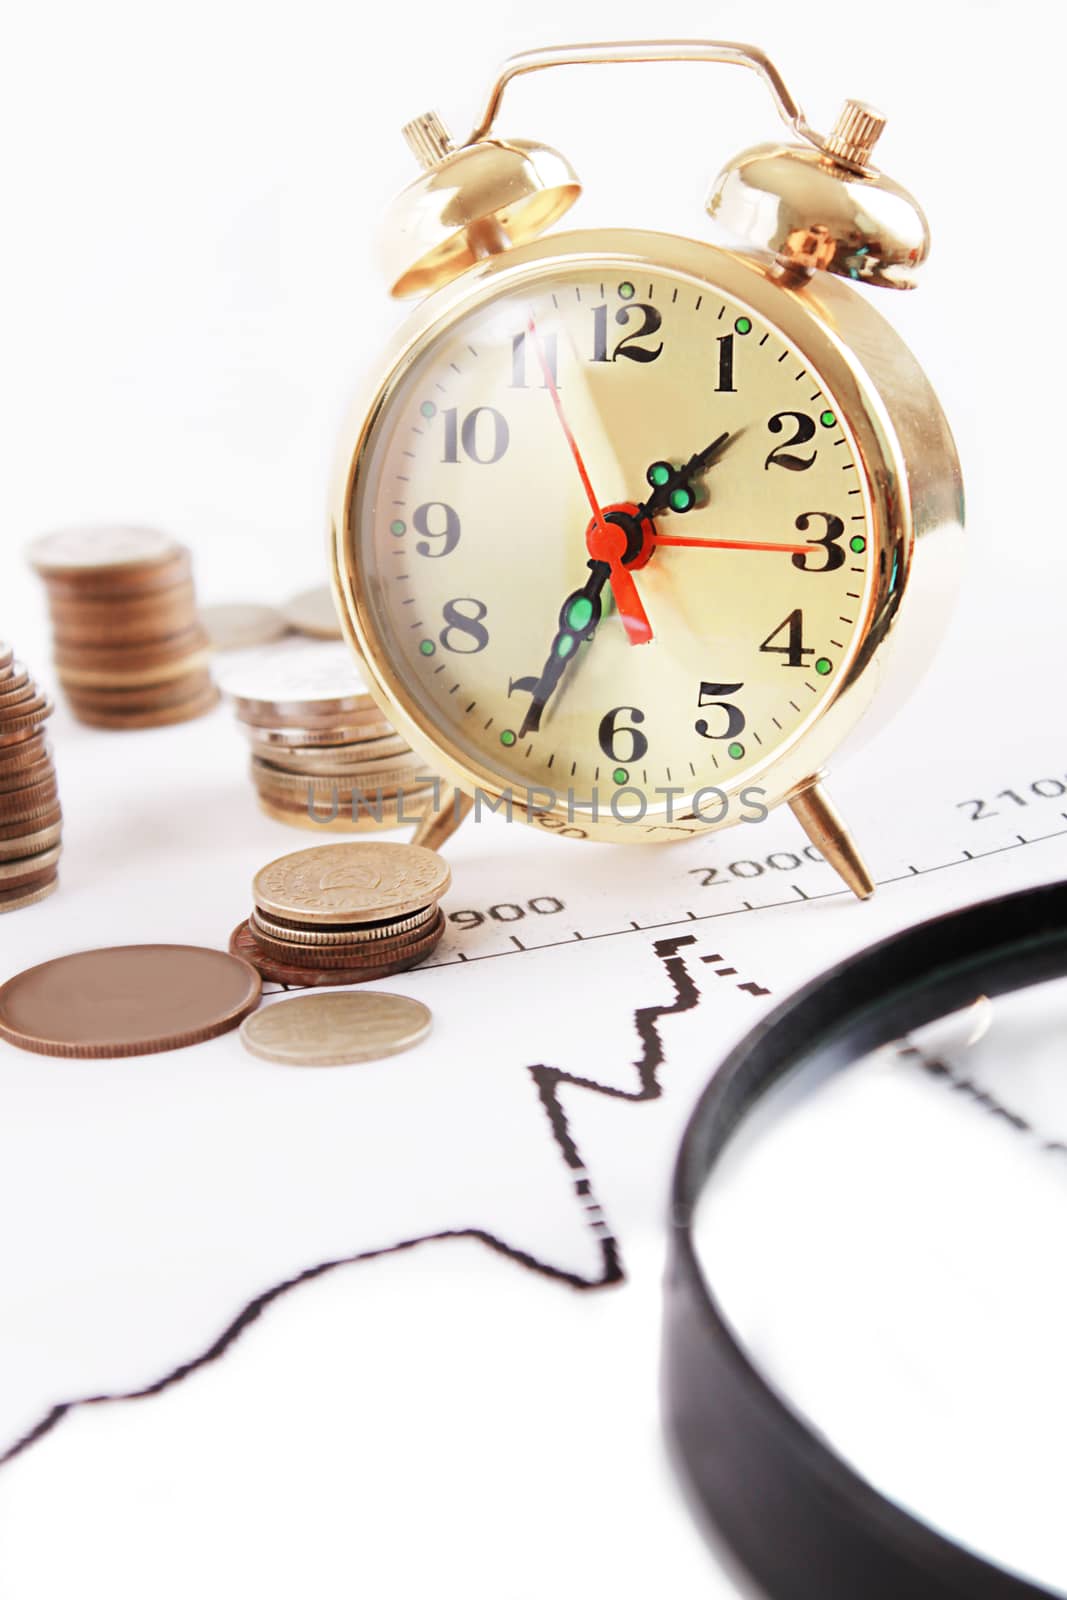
[2,3,1066,1596]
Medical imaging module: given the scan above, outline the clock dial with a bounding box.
[350,261,875,833]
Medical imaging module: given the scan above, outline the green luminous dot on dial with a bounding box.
[556,635,576,659]
[820,410,837,428]
[566,596,594,630]
[613,768,629,785]
[419,639,435,656]
[649,462,670,487]
[420,400,437,418]
[850,534,866,554]
[618,282,635,300]
[728,742,745,761]
[500,729,517,747]
[669,487,693,512]
[390,519,406,536]
[815,657,833,676]
[734,316,752,335]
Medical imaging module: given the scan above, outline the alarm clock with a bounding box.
[329,40,963,898]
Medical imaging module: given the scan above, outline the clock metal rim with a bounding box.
[329,227,963,844]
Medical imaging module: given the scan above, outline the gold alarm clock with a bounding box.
[329,41,963,898]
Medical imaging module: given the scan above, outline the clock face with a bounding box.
[348,257,875,833]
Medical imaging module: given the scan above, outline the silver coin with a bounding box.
[217,640,371,715]
[239,990,432,1065]
[200,603,289,652]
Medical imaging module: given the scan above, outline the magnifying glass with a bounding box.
[663,880,1067,1599]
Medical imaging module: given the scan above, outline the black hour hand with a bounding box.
[516,566,608,738]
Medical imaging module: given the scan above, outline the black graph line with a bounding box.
[0,934,771,1469]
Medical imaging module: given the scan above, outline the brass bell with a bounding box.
[381,111,581,298]
[708,99,929,290]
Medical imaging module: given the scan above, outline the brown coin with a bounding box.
[254,840,451,925]
[0,699,54,737]
[53,621,208,667]
[66,684,219,730]
[57,650,213,690]
[247,908,445,968]
[0,821,63,861]
[239,991,432,1067]
[0,692,50,727]
[0,731,50,771]
[250,901,437,945]
[0,777,58,820]
[0,718,53,749]
[65,668,214,714]
[0,844,63,886]
[0,944,261,1057]
[0,804,62,840]
[229,918,442,988]
[256,788,434,833]
[48,580,197,630]
[0,668,31,701]
[282,585,343,641]
[28,525,185,576]
[200,602,289,652]
[0,644,12,675]
[0,755,54,795]
[0,875,59,915]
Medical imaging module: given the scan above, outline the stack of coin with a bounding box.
[0,644,61,912]
[229,840,450,987]
[218,641,436,830]
[28,525,217,729]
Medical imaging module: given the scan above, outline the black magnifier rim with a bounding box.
[664,878,1067,1600]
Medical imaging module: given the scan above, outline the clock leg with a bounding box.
[789,781,875,901]
[411,786,473,852]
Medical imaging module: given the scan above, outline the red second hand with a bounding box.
[526,314,653,646]
[653,534,813,555]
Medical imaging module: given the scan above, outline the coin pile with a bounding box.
[28,525,217,729]
[218,641,436,830]
[229,840,450,987]
[0,645,61,912]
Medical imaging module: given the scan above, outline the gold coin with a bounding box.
[253,839,451,924]
[0,875,59,914]
[239,990,432,1066]
[282,585,343,641]
[28,524,184,576]
[250,901,436,945]
[248,734,411,773]
[200,603,289,652]
[250,755,432,793]
[0,821,63,861]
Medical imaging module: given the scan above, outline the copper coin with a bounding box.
[229,918,442,988]
[0,731,50,771]
[0,644,12,676]
[0,755,54,795]
[48,583,198,632]
[58,650,213,690]
[65,668,214,713]
[247,908,444,968]
[0,844,63,887]
[0,723,52,752]
[0,944,261,1057]
[200,603,289,652]
[0,699,54,737]
[53,621,208,667]
[0,668,31,701]
[239,991,432,1067]
[67,684,219,730]
[250,902,436,945]
[282,585,343,641]
[0,804,62,840]
[0,876,59,915]
[0,691,49,726]
[0,777,58,820]
[0,821,63,861]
